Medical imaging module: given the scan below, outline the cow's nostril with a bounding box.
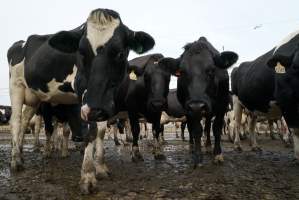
[188,102,208,113]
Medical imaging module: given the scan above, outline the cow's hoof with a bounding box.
[194,163,204,169]
[33,147,40,153]
[80,173,97,195]
[251,146,262,152]
[214,154,224,164]
[114,140,121,146]
[240,134,247,140]
[205,145,212,154]
[95,165,111,180]
[234,146,243,152]
[11,160,24,172]
[131,148,144,162]
[126,137,133,143]
[43,151,51,158]
[270,133,277,140]
[154,153,166,160]
[61,152,69,158]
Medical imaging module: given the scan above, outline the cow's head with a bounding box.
[128,54,177,113]
[48,9,155,121]
[267,47,299,127]
[160,37,238,116]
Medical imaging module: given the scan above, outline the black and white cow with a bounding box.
[112,53,176,161]
[231,30,299,156]
[262,30,299,157]
[159,37,238,167]
[8,8,155,194]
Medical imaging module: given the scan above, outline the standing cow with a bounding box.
[266,30,299,159]
[8,8,155,194]
[112,53,177,161]
[231,30,299,156]
[159,37,238,167]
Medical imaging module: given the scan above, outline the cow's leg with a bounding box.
[248,115,261,151]
[19,105,37,153]
[213,114,225,164]
[43,116,54,158]
[61,123,70,158]
[112,125,121,146]
[175,122,179,138]
[204,117,212,154]
[291,128,299,160]
[278,119,291,146]
[159,125,167,144]
[152,119,166,160]
[125,120,133,142]
[33,115,42,151]
[181,122,186,141]
[129,113,143,162]
[80,122,97,194]
[144,122,148,139]
[232,95,242,151]
[187,116,203,168]
[268,120,276,140]
[95,121,110,179]
[10,84,25,171]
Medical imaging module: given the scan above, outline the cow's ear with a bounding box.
[129,31,155,54]
[48,31,81,53]
[267,54,293,69]
[215,51,238,69]
[159,57,181,76]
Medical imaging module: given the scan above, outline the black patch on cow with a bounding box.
[58,82,74,93]
[7,40,26,66]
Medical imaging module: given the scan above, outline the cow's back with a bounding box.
[231,49,276,112]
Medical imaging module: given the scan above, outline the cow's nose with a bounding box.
[187,102,208,114]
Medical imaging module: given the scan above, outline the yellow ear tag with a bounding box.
[129,70,138,80]
[275,62,286,74]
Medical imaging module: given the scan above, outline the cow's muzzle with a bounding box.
[186,101,209,115]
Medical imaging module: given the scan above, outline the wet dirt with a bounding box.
[0,131,299,200]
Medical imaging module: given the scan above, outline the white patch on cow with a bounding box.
[66,65,77,90]
[86,11,120,55]
[34,66,78,104]
[274,29,299,53]
[81,104,90,121]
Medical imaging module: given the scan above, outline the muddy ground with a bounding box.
[0,130,299,200]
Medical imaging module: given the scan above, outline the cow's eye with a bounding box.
[117,51,125,60]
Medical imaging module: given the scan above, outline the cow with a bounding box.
[159,37,238,167]
[266,30,299,158]
[231,30,299,156]
[8,8,155,194]
[111,53,176,162]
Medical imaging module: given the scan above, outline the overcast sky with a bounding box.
[1,0,299,105]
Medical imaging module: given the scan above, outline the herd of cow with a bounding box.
[4,8,299,194]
